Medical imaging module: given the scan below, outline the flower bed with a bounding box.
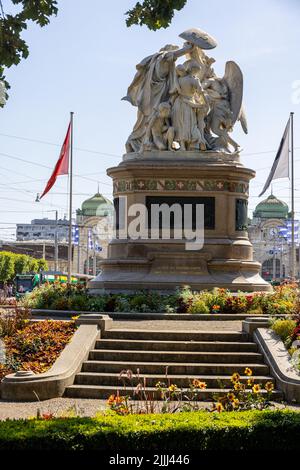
[270,314,300,373]
[107,367,275,415]
[0,317,77,380]
[0,410,300,451]
[20,281,298,315]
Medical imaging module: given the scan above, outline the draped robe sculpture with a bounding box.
[123,28,248,154]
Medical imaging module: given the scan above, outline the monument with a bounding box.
[89,28,271,293]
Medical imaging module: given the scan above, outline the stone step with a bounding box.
[81,360,270,375]
[88,349,264,364]
[74,372,275,388]
[103,329,248,342]
[65,384,282,400]
[95,338,258,352]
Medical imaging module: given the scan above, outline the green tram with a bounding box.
[14,272,91,297]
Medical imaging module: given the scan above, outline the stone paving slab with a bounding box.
[111,320,243,331]
[0,398,107,420]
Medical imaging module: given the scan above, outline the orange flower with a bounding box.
[41,412,54,420]
[215,402,224,413]
[107,394,116,406]
[192,379,207,390]
[115,395,125,404]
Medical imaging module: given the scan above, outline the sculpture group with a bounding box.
[123,28,247,155]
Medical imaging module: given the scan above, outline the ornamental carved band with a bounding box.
[113,179,249,195]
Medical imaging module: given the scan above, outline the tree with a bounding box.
[0,252,15,282]
[37,258,48,271]
[0,251,48,282]
[0,0,189,106]
[14,253,31,276]
[0,0,58,105]
[125,0,188,31]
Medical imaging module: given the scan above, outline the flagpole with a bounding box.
[291,111,295,279]
[68,112,74,283]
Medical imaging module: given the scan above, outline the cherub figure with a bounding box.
[171,61,209,151]
[141,102,175,151]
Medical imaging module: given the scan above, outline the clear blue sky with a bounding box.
[1,0,300,239]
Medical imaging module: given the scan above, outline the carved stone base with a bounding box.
[89,151,271,293]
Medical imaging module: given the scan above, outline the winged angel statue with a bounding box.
[123,28,247,154]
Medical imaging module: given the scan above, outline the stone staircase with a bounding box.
[65,328,281,400]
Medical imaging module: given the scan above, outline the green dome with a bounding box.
[253,194,289,219]
[80,193,113,217]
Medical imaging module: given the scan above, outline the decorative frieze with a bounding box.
[113,178,248,195]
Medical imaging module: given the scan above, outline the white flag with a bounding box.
[259,118,290,197]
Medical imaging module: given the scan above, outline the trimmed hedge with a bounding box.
[0,410,300,451]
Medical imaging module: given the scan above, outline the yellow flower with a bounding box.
[71,315,79,320]
[227,392,235,401]
[215,402,224,413]
[234,382,243,391]
[265,381,274,392]
[244,367,252,376]
[252,384,261,394]
[155,381,163,388]
[247,378,255,386]
[231,372,240,383]
[168,384,178,393]
[233,398,240,408]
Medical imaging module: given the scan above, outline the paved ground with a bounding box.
[0,397,299,420]
[111,320,243,331]
[0,398,107,420]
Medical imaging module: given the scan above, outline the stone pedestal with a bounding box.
[89,151,271,293]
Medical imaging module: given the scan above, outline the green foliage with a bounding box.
[0,0,58,104]
[0,252,14,282]
[14,253,31,275]
[0,251,48,282]
[36,258,48,271]
[187,297,209,314]
[125,0,187,30]
[270,318,297,345]
[0,410,300,451]
[21,282,299,316]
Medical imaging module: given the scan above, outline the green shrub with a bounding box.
[0,410,300,451]
[20,283,298,315]
[271,319,297,343]
[187,297,210,314]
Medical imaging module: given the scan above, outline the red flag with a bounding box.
[40,122,71,199]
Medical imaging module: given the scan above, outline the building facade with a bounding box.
[73,192,114,275]
[16,218,69,242]
[248,194,299,281]
[10,193,114,276]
